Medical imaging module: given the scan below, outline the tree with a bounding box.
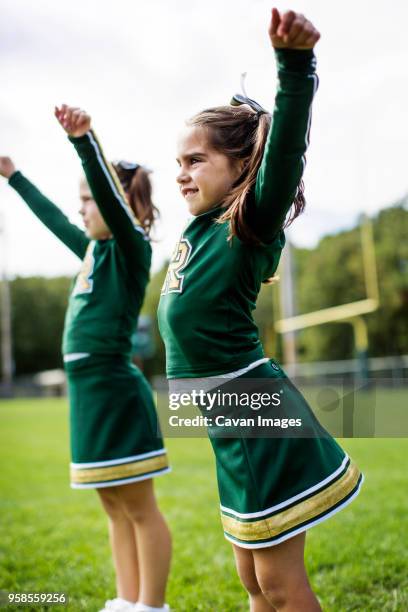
[8,276,71,374]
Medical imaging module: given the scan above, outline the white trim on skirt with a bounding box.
[70,448,168,469]
[220,454,350,519]
[224,474,364,549]
[71,466,172,489]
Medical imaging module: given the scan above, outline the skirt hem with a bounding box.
[223,473,364,549]
[70,466,172,489]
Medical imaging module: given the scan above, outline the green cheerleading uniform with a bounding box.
[9,131,169,488]
[158,49,363,548]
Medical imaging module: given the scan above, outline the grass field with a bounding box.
[0,397,407,611]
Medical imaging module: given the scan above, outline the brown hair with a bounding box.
[187,105,305,245]
[113,163,159,236]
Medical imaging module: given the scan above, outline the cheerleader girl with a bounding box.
[0,108,171,612]
[158,8,363,612]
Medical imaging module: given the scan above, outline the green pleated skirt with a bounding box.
[197,360,364,548]
[65,354,170,489]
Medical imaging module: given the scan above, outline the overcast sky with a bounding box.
[1,0,407,277]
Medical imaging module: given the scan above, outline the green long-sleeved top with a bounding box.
[158,49,318,378]
[9,131,151,356]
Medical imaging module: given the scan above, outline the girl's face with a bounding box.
[176,125,243,216]
[79,179,111,240]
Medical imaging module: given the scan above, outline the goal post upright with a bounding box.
[274,216,379,382]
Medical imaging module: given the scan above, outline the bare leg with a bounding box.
[97,487,139,603]
[253,532,322,612]
[232,544,276,612]
[118,479,172,608]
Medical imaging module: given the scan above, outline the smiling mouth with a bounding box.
[182,188,198,198]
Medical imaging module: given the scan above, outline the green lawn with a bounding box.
[0,398,407,611]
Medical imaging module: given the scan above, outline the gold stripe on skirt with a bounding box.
[71,454,168,484]
[221,461,361,541]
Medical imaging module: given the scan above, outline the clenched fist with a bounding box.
[0,156,16,179]
[269,8,320,50]
[55,105,91,138]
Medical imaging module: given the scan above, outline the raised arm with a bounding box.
[54,106,149,272]
[252,9,320,243]
[0,156,89,259]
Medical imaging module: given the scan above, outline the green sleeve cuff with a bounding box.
[274,48,316,72]
[8,170,24,187]
[68,133,95,162]
[68,134,89,145]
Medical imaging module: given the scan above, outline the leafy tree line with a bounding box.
[1,202,407,375]
[8,276,72,375]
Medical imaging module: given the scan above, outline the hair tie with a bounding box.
[230,72,268,115]
[115,160,140,173]
[230,93,268,116]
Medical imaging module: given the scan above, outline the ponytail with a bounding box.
[218,111,271,244]
[113,163,159,236]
